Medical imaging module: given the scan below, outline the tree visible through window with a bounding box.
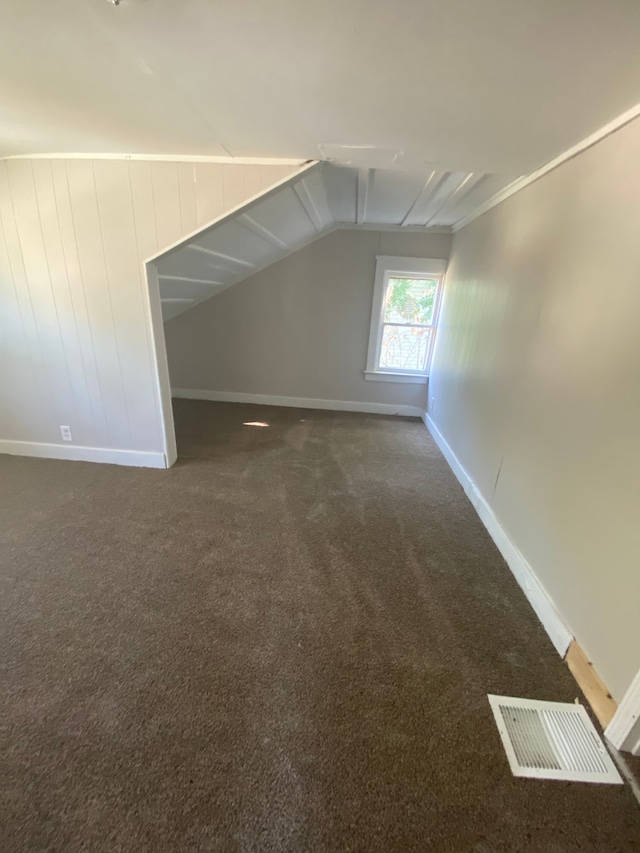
[379,277,439,371]
[366,256,446,382]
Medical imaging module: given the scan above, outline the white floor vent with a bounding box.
[488,695,622,784]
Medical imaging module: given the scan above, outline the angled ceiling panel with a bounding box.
[157,249,226,281]
[242,188,318,246]
[434,174,518,226]
[156,161,517,321]
[159,276,226,302]
[403,171,469,226]
[422,173,488,227]
[321,166,358,224]
[292,169,334,231]
[156,162,337,320]
[360,169,424,225]
[195,220,279,269]
[160,300,196,322]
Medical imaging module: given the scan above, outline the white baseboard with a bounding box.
[606,669,640,756]
[0,440,167,469]
[172,388,424,417]
[423,413,573,657]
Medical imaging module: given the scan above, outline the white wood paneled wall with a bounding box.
[0,159,299,463]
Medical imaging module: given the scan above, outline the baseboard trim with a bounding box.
[423,413,573,657]
[0,440,167,469]
[606,669,640,756]
[172,388,424,417]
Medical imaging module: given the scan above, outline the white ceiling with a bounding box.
[2,1,640,174]
[157,161,515,320]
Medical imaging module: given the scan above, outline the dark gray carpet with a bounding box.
[3,400,639,851]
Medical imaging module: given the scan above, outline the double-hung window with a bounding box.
[365,256,446,383]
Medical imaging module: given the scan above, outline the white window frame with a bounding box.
[365,256,446,383]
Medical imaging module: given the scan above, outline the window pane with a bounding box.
[384,277,438,325]
[379,325,432,371]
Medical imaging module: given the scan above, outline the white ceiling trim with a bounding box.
[292,179,332,232]
[0,152,309,165]
[401,171,438,226]
[356,168,372,225]
[453,102,640,232]
[338,223,451,234]
[238,214,289,250]
[158,274,224,285]
[186,244,256,269]
[425,173,487,227]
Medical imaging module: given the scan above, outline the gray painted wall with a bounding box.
[164,229,452,410]
[429,117,640,701]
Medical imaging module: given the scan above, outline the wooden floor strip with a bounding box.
[565,640,618,728]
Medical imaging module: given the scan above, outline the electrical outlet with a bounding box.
[430,396,436,411]
[60,425,72,442]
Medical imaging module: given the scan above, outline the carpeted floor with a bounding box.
[3,400,639,852]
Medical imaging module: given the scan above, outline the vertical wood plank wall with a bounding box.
[0,160,299,458]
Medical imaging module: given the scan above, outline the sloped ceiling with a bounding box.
[2,1,640,176]
[157,161,515,320]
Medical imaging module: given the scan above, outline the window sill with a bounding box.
[364,371,428,384]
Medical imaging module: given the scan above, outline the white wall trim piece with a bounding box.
[1,153,308,166]
[453,103,640,232]
[145,263,179,468]
[606,669,640,756]
[423,413,574,657]
[364,371,428,384]
[172,388,424,417]
[0,440,167,468]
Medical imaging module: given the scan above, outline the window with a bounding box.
[365,256,446,383]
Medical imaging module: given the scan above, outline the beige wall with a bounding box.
[0,159,298,463]
[164,229,452,410]
[429,118,640,700]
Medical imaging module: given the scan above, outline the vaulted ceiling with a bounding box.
[156,161,516,320]
[2,1,640,176]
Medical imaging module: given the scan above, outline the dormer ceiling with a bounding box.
[156,161,514,320]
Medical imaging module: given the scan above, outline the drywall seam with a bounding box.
[172,388,424,417]
[0,440,166,468]
[423,412,574,656]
